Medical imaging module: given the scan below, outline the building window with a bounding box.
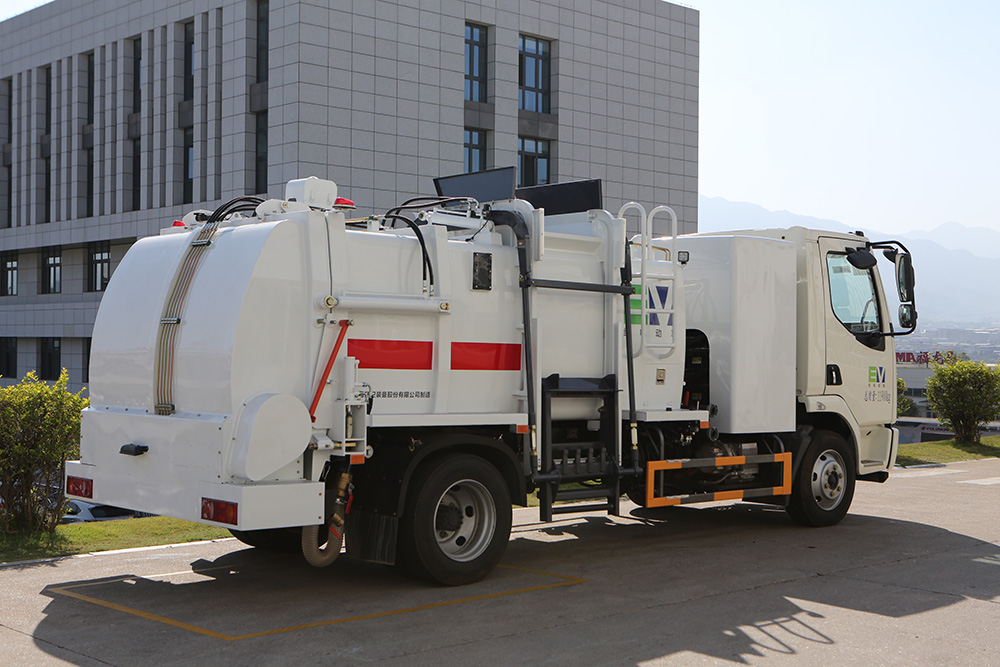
[85,148,95,218]
[464,129,487,173]
[183,21,195,102]
[88,241,110,292]
[256,0,269,84]
[130,138,141,211]
[82,337,91,384]
[38,337,60,381]
[42,66,52,224]
[518,137,550,187]
[0,337,16,378]
[255,111,268,195]
[86,53,95,125]
[40,247,61,295]
[519,35,551,114]
[132,37,142,114]
[183,128,194,204]
[1,251,16,296]
[464,23,487,103]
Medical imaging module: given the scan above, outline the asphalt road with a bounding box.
[3,458,1000,665]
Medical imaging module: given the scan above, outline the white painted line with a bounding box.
[892,469,967,478]
[958,477,1000,485]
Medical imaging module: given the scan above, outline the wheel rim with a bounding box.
[810,448,847,510]
[433,479,496,563]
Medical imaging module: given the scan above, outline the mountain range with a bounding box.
[697,196,1000,326]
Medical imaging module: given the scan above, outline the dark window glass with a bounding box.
[88,241,110,292]
[4,78,10,228]
[86,53,95,125]
[131,138,141,211]
[82,337,91,384]
[183,128,194,204]
[255,112,268,195]
[43,66,52,134]
[0,337,16,378]
[42,157,51,223]
[1,251,16,296]
[256,1,269,83]
[40,248,61,294]
[183,21,194,102]
[132,37,142,114]
[39,337,60,381]
[518,137,550,187]
[85,147,94,217]
[464,24,487,103]
[464,129,486,173]
[519,35,551,113]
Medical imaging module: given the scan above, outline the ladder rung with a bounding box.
[551,502,613,515]
[555,486,616,501]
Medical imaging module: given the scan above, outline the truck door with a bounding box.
[819,237,895,467]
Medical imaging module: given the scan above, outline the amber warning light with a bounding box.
[66,476,94,499]
[201,498,238,525]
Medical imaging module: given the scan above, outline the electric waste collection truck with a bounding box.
[66,174,916,585]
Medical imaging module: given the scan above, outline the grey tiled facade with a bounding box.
[0,0,699,393]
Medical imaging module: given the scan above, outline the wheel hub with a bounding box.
[810,449,846,510]
[436,503,464,532]
[433,479,497,563]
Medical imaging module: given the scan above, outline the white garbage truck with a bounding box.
[66,174,917,585]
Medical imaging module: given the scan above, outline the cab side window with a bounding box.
[827,253,882,336]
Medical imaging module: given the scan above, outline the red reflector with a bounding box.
[66,476,94,499]
[334,197,355,207]
[172,220,186,227]
[201,497,238,525]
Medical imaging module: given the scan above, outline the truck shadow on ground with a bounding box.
[33,504,1000,664]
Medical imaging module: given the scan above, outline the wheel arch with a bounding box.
[796,397,861,472]
[399,434,527,515]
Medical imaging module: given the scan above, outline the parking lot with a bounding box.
[3,458,1000,665]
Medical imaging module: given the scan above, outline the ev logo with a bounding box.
[868,366,886,384]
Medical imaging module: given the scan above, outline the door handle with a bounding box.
[826,364,843,386]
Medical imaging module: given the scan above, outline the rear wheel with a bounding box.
[786,430,856,527]
[398,455,512,586]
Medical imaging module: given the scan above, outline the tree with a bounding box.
[0,370,88,534]
[925,360,1000,444]
[896,378,914,417]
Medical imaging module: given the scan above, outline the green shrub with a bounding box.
[0,370,88,534]
[926,360,1000,444]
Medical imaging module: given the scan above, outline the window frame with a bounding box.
[518,35,551,114]
[38,337,61,382]
[517,137,550,187]
[88,241,110,292]
[1,251,16,297]
[40,247,61,295]
[826,252,883,336]
[463,128,487,174]
[0,337,15,378]
[464,23,488,103]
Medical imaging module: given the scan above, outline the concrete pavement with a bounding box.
[2,458,1000,665]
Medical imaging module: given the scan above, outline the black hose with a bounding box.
[383,214,435,288]
[384,197,475,220]
[207,196,264,223]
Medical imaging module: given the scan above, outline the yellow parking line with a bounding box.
[49,564,586,642]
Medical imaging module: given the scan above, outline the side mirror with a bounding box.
[899,303,917,329]
[896,254,914,302]
[847,249,877,270]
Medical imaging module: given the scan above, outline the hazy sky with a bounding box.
[3,0,998,233]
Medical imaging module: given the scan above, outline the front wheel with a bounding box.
[786,430,856,527]
[398,455,512,586]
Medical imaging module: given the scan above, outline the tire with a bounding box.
[398,454,512,586]
[786,429,856,527]
[228,528,301,553]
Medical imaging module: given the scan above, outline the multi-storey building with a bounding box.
[0,0,700,393]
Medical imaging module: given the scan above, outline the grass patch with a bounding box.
[896,434,1000,467]
[0,516,232,564]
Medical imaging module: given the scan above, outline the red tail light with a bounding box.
[201,498,238,525]
[172,220,186,227]
[66,476,94,499]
